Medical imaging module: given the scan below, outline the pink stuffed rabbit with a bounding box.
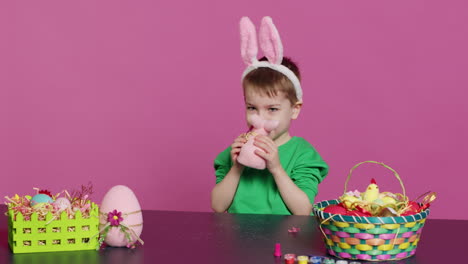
[237,115,279,170]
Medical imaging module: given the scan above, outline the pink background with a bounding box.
[1,1,466,220]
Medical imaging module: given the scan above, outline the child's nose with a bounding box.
[258,111,269,120]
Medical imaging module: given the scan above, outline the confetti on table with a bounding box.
[288,227,300,233]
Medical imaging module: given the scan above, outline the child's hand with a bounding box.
[253,135,282,173]
[231,134,247,165]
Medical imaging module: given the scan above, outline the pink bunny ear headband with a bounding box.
[240,16,303,101]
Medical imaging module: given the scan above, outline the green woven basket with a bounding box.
[8,202,100,253]
[313,161,430,261]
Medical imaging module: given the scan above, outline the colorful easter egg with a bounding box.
[30,194,53,206]
[323,204,347,215]
[401,201,420,216]
[53,197,71,211]
[99,185,143,247]
[341,195,359,210]
[382,196,396,206]
[346,210,372,217]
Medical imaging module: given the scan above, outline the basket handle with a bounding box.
[343,161,406,199]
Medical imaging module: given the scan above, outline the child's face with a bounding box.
[244,85,302,144]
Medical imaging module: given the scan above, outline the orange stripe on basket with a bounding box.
[390,237,405,245]
[331,235,341,243]
[344,237,361,245]
[366,238,385,246]
[408,234,418,243]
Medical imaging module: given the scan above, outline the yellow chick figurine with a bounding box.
[362,178,379,203]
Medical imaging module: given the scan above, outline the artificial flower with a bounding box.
[107,210,123,226]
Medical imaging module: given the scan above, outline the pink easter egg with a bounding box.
[99,185,143,247]
[53,197,71,211]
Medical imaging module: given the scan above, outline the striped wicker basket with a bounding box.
[313,161,430,261]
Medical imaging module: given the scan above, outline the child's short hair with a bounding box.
[242,56,301,105]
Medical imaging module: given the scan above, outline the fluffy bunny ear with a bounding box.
[263,120,279,133]
[247,114,264,129]
[259,16,283,65]
[240,17,258,66]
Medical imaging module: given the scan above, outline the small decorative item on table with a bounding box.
[313,161,435,262]
[5,184,99,253]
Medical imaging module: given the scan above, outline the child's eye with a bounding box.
[247,106,256,111]
[269,108,279,112]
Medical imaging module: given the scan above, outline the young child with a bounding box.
[211,17,328,215]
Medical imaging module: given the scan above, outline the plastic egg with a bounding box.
[373,198,384,205]
[323,204,347,215]
[341,195,359,210]
[53,197,71,211]
[382,196,396,206]
[401,201,421,216]
[346,210,372,217]
[30,194,53,206]
[99,185,143,247]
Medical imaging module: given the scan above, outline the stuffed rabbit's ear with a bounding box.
[240,17,258,66]
[259,16,283,65]
[263,120,279,133]
[247,114,264,129]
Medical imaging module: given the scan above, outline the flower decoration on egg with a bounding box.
[107,210,123,226]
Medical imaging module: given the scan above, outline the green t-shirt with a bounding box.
[214,136,329,215]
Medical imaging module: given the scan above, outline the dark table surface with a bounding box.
[1,205,466,264]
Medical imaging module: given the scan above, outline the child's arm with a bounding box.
[211,163,244,213]
[254,135,312,215]
[211,135,246,213]
[270,168,312,215]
